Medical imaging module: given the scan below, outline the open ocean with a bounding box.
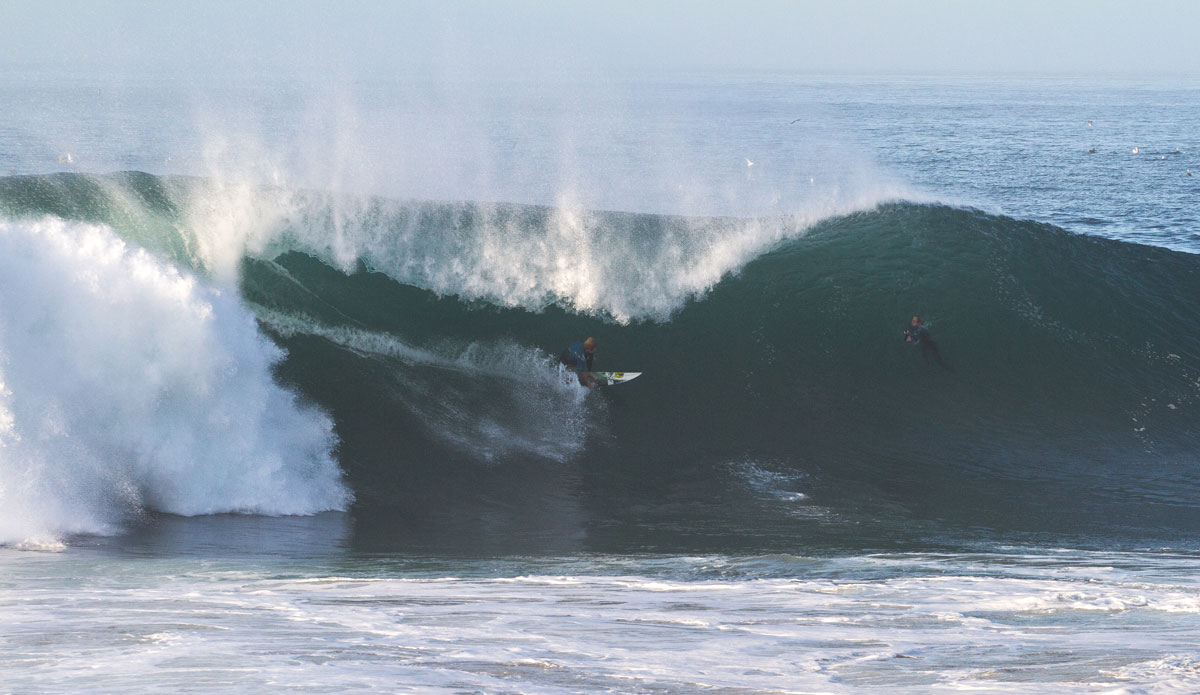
[2,71,1199,693]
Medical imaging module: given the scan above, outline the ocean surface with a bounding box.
[2,71,1199,693]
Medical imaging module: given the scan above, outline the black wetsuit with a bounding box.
[905,324,951,370]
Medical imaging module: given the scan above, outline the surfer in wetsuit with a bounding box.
[904,315,952,371]
[560,337,599,388]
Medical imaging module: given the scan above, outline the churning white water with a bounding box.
[0,218,350,545]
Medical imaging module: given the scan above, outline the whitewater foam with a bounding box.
[0,218,350,545]
[169,175,915,322]
[254,306,592,463]
[5,549,1199,695]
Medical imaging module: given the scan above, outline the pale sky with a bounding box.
[4,0,1199,79]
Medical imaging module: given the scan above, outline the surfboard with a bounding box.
[593,371,641,386]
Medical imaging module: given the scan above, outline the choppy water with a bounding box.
[5,523,1199,694]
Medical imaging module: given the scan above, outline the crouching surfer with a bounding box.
[904,315,952,371]
[560,336,599,388]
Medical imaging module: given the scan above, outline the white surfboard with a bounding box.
[593,371,641,386]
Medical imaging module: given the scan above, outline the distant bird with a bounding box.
[746,158,754,167]
[1087,148,1096,154]
[1087,120,1093,126]
[1132,146,1139,154]
[789,118,802,124]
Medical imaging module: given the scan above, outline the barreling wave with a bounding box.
[0,170,843,322]
[2,172,1199,549]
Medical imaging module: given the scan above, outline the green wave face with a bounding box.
[4,172,1200,551]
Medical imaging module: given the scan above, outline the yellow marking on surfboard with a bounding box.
[614,372,624,378]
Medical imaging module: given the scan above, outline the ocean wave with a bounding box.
[3,172,1200,546]
[0,217,350,545]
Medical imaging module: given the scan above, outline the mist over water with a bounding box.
[4,0,1200,689]
[0,67,1197,551]
[0,69,929,548]
[1,57,1199,695]
[3,170,1198,553]
[0,72,916,215]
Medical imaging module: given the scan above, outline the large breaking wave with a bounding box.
[2,172,1198,549]
[0,212,351,546]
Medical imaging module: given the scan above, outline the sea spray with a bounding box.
[256,303,593,464]
[0,218,350,544]
[19,172,911,322]
[238,201,1200,543]
[4,173,1200,541]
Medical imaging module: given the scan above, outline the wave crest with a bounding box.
[0,218,350,545]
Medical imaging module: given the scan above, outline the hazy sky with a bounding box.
[4,0,1199,79]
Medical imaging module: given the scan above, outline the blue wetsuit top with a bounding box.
[564,341,594,373]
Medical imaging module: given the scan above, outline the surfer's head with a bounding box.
[911,315,923,326]
[583,337,597,353]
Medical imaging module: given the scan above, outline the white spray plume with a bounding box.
[0,218,351,546]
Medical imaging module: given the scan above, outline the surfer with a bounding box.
[904,316,952,371]
[560,337,599,388]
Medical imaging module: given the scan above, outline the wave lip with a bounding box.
[0,172,917,323]
[244,186,920,323]
[0,218,351,545]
